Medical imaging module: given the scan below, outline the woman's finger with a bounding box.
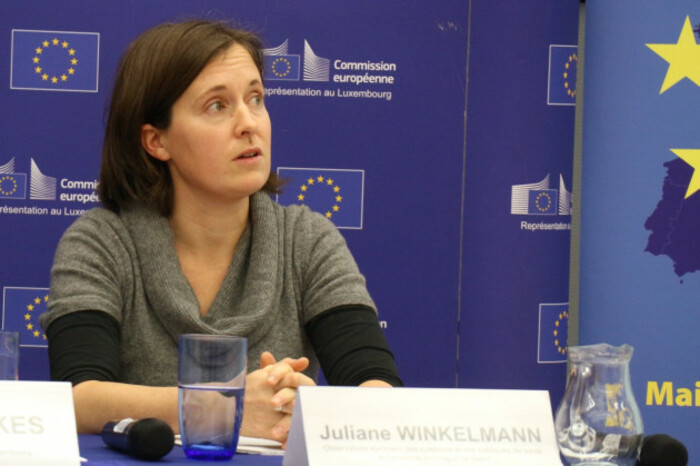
[265,364,293,386]
[271,414,293,447]
[276,370,316,390]
[265,361,302,385]
[259,351,277,368]
[270,386,298,412]
[277,356,309,372]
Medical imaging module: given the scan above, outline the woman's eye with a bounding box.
[250,94,264,107]
[207,101,225,112]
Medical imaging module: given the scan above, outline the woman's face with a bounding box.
[147,43,271,210]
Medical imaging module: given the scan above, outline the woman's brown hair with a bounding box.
[98,20,281,215]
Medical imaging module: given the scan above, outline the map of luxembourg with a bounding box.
[645,159,700,277]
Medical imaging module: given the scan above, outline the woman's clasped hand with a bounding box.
[242,352,315,445]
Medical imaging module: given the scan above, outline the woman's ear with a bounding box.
[141,124,170,161]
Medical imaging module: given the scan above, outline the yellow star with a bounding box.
[333,186,340,193]
[317,175,324,183]
[34,66,41,74]
[335,195,342,202]
[297,194,305,201]
[42,40,49,47]
[68,68,75,75]
[52,38,59,45]
[33,331,40,338]
[44,295,49,302]
[24,314,31,321]
[27,304,34,311]
[51,76,58,83]
[646,16,700,93]
[307,178,314,185]
[670,148,700,198]
[35,48,42,54]
[61,74,68,81]
[27,323,33,330]
[301,185,307,192]
[62,41,69,48]
[34,297,41,304]
[555,321,559,327]
[71,58,78,65]
[333,205,339,212]
[554,330,558,336]
[326,178,333,185]
[325,212,332,218]
[33,56,39,63]
[69,49,76,56]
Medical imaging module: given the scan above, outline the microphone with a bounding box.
[101,417,175,461]
[637,434,688,466]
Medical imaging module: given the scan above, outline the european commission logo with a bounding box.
[2,287,49,348]
[263,39,300,81]
[10,29,99,92]
[0,158,57,200]
[263,39,330,82]
[547,45,577,106]
[276,167,364,229]
[537,302,568,363]
[511,174,571,216]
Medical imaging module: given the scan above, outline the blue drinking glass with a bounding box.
[178,334,247,461]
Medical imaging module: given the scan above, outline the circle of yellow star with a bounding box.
[23,295,49,340]
[535,192,552,212]
[32,37,78,86]
[0,175,18,196]
[295,173,342,219]
[553,309,569,355]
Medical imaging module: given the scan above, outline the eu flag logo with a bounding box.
[2,287,49,348]
[537,303,568,363]
[10,29,99,92]
[264,54,301,81]
[0,174,27,199]
[528,189,558,215]
[547,45,577,106]
[276,168,364,229]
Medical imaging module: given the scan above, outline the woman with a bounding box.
[40,19,402,443]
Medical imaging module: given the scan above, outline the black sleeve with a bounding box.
[305,305,403,387]
[44,310,121,386]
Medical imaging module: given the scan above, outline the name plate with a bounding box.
[0,381,80,465]
[284,386,562,466]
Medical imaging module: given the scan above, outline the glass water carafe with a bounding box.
[554,343,643,466]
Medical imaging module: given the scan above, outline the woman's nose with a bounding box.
[233,104,256,137]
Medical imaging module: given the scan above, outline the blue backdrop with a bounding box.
[581,0,700,459]
[459,2,577,412]
[0,0,578,410]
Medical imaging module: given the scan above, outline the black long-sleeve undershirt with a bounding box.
[45,305,403,388]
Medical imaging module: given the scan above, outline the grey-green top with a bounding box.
[40,192,375,385]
